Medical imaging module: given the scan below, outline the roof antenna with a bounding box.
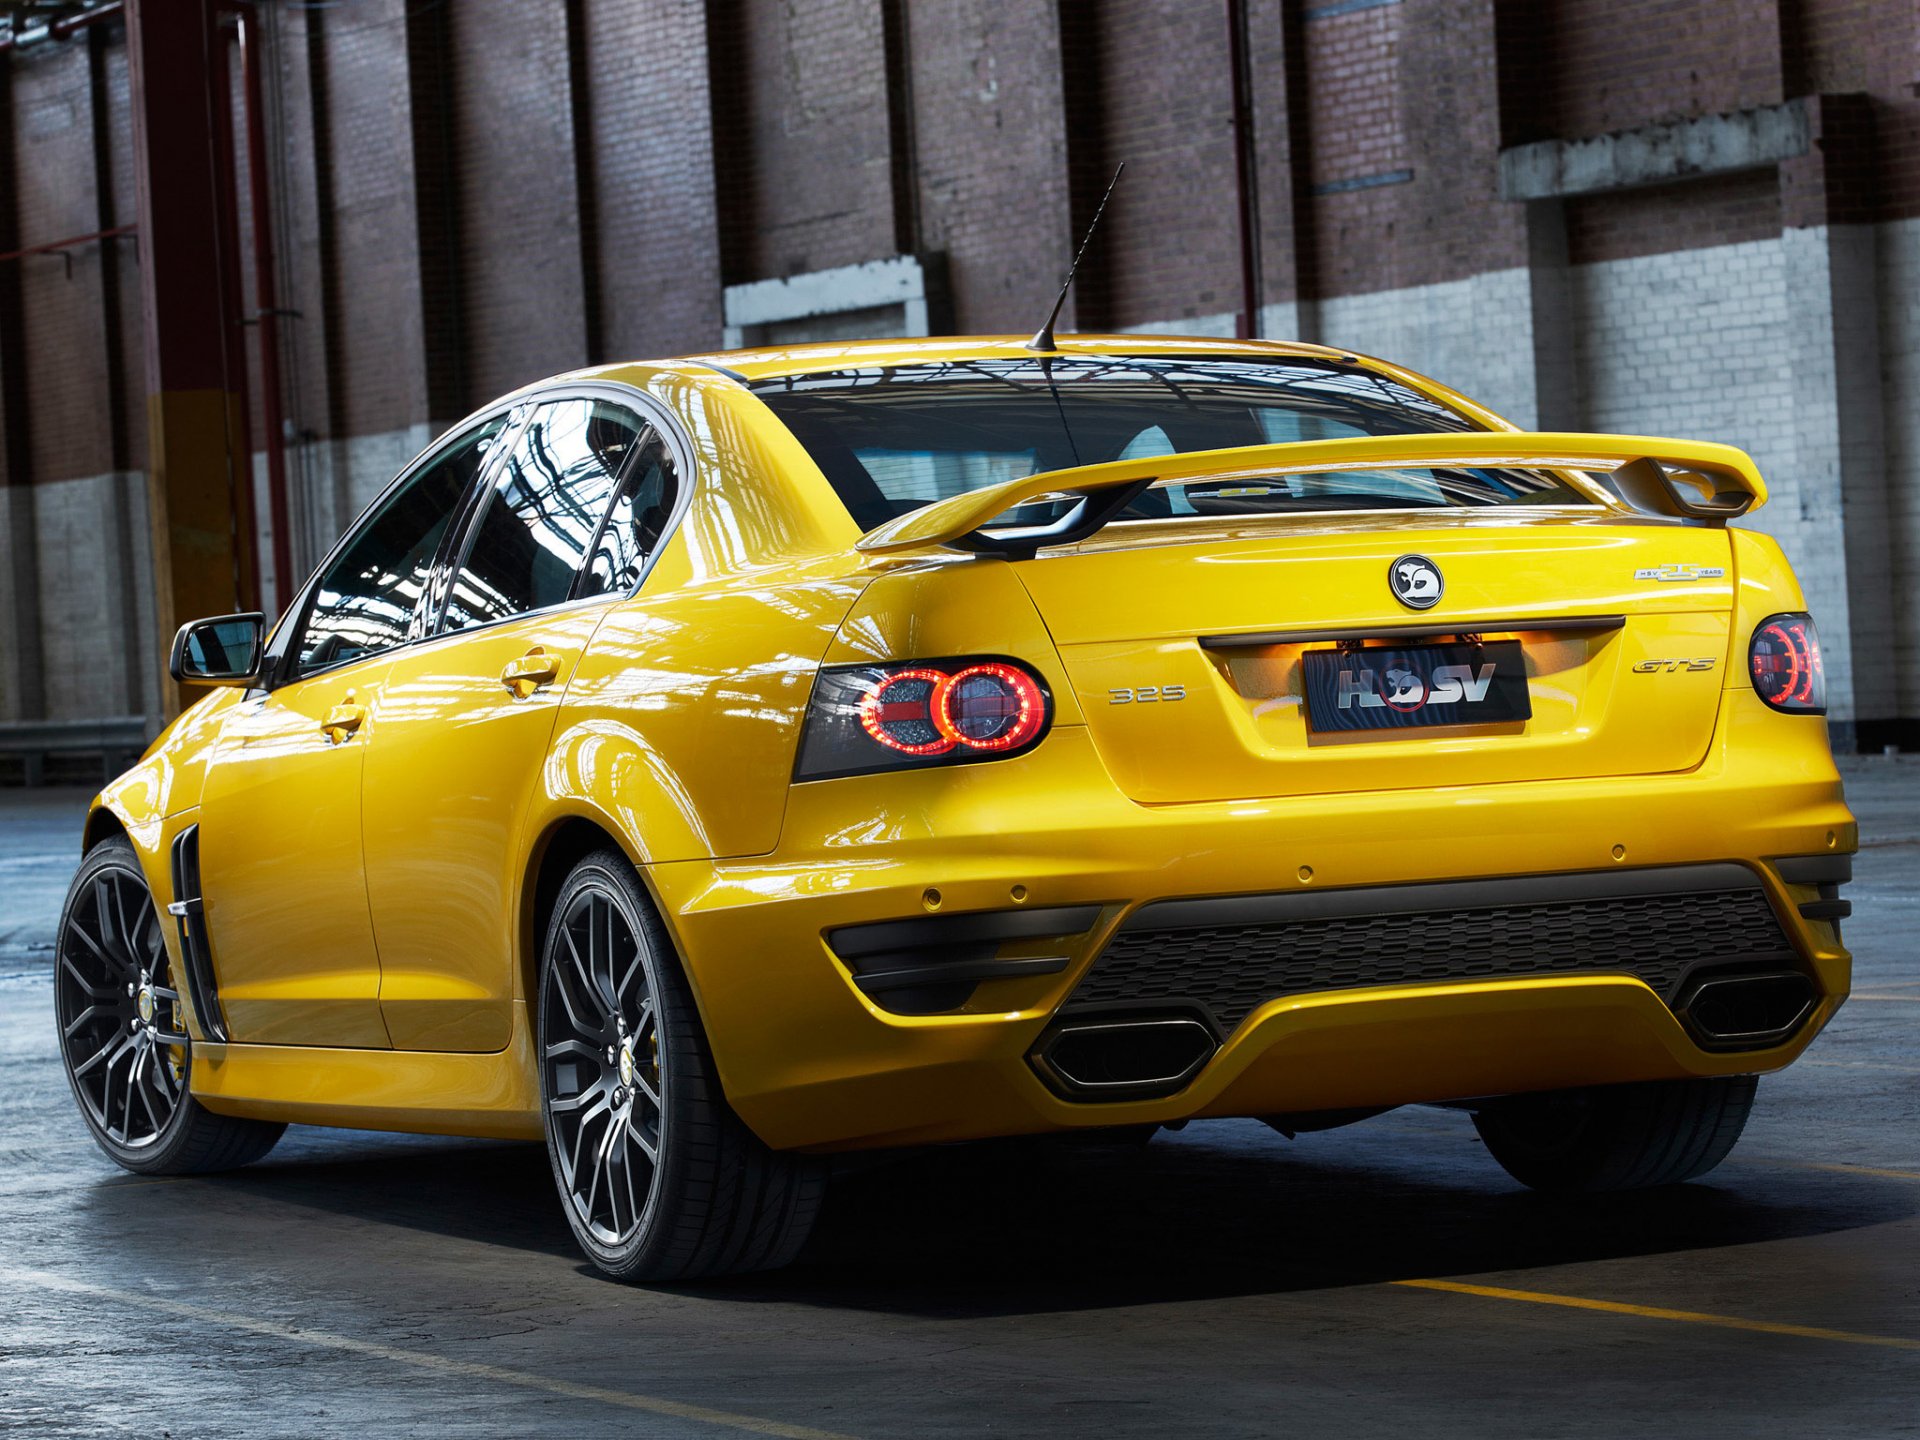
[1026,162,1126,353]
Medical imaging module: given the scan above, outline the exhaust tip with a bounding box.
[1032,1012,1219,1100]
[1681,971,1816,1049]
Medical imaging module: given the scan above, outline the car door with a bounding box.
[195,415,511,1048]
[360,394,680,1052]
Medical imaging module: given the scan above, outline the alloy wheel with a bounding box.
[541,884,665,1246]
[55,864,188,1149]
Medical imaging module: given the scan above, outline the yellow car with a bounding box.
[58,336,1855,1280]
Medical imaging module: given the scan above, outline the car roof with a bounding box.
[675,333,1368,383]
[539,334,1515,436]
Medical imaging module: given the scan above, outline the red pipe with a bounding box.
[1225,0,1261,339]
[237,4,292,615]
[205,8,262,612]
[0,223,135,265]
[0,2,123,52]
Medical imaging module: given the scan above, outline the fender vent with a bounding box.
[168,825,229,1042]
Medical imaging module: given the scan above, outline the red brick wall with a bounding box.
[445,0,587,407]
[577,0,722,361]
[307,0,440,439]
[5,0,1920,492]
[1525,0,1786,140]
[900,0,1076,334]
[709,0,898,284]
[1083,0,1242,330]
[11,41,118,484]
[1566,169,1783,265]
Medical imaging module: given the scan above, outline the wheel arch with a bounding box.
[517,803,706,1042]
[83,801,130,854]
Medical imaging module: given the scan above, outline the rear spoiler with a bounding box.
[853,430,1767,559]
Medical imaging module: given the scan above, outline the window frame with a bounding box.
[258,379,694,692]
[425,384,690,641]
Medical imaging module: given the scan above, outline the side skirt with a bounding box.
[188,1000,542,1141]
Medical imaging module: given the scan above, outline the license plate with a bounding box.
[1302,640,1531,733]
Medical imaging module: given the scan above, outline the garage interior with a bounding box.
[2,2,1917,1435]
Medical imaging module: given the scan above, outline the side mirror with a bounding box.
[169,612,265,685]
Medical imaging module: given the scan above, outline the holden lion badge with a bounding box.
[1389,554,1443,610]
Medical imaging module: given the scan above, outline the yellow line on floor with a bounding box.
[3,1267,856,1440]
[1802,1057,1920,1075]
[1797,1161,1920,1182]
[1846,994,1920,1002]
[1393,1278,1920,1352]
[1734,1155,1920,1183]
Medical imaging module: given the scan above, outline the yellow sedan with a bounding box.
[58,336,1854,1280]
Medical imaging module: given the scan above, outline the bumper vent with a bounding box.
[1067,864,1801,1034]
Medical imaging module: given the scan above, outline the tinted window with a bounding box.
[752,357,1584,526]
[293,418,507,676]
[577,429,679,598]
[441,400,642,632]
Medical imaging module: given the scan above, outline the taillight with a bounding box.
[797,657,1053,779]
[1748,612,1826,714]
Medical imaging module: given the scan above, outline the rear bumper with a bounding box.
[647,689,1853,1151]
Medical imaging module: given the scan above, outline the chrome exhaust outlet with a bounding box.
[1680,971,1816,1050]
[1031,1012,1219,1101]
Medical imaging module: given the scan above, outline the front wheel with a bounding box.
[537,848,825,1281]
[54,837,284,1174]
[1473,1076,1757,1192]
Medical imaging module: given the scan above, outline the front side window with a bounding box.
[752,356,1588,527]
[292,417,507,677]
[442,399,643,632]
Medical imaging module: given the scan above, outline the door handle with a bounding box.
[500,647,561,700]
[321,699,367,745]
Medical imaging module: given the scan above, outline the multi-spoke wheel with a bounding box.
[538,849,825,1280]
[543,880,665,1247]
[54,837,284,1174]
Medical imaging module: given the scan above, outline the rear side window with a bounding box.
[293,417,507,676]
[441,399,643,632]
[577,429,679,599]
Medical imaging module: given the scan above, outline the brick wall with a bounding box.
[709,0,897,284]
[900,1,1075,334]
[4,0,1920,736]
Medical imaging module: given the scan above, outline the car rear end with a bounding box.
[653,341,1854,1154]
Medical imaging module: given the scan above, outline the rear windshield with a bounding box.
[750,356,1589,529]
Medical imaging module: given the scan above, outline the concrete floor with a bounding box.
[2,763,1916,1437]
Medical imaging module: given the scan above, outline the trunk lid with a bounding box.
[1017,512,1734,802]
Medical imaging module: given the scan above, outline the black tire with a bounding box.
[537,848,825,1281]
[1473,1075,1758,1192]
[54,837,285,1175]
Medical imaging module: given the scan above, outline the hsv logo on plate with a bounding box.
[1389,554,1443,610]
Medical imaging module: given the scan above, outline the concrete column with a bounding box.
[1524,199,1578,430]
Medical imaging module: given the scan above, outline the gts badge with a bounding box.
[1633,657,1718,673]
[1110,685,1186,704]
[1634,564,1727,582]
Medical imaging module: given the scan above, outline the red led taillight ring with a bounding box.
[1752,621,1803,706]
[933,662,1046,753]
[858,668,955,755]
[1749,613,1824,712]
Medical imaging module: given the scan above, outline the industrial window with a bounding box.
[441,399,644,632]
[292,416,508,676]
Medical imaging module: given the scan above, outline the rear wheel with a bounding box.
[1474,1076,1757,1192]
[537,848,825,1281]
[54,837,284,1174]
